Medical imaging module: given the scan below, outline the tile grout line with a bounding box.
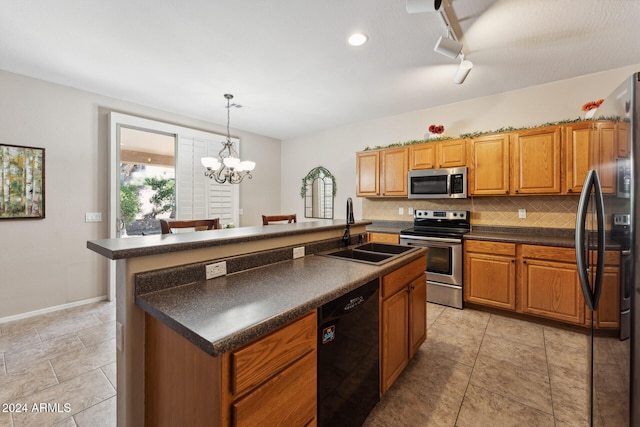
[541,327,559,425]
[453,309,491,426]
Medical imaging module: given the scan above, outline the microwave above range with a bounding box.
[408,167,467,199]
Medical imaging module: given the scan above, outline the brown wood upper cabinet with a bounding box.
[356,147,408,197]
[564,120,618,195]
[356,150,380,197]
[409,138,467,170]
[511,126,562,194]
[468,132,511,195]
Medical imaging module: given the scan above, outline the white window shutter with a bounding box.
[176,135,239,226]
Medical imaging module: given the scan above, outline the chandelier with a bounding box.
[201,94,255,184]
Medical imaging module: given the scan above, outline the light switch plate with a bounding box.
[408,207,414,215]
[85,212,102,222]
[518,209,526,219]
[398,207,404,215]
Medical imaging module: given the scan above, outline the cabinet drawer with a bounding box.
[368,232,400,244]
[522,244,576,263]
[465,240,516,256]
[232,351,316,426]
[230,311,316,396]
[382,257,425,299]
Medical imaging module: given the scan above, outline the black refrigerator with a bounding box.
[576,72,639,427]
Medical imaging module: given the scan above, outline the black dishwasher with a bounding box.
[317,279,379,427]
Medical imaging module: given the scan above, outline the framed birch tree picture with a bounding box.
[0,144,45,219]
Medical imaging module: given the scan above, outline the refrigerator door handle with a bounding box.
[575,169,606,311]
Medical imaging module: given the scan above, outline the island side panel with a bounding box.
[116,225,366,426]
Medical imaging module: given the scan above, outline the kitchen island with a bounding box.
[87,220,426,426]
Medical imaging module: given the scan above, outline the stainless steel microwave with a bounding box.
[408,167,467,199]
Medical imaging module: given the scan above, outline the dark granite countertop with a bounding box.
[87,219,371,260]
[465,226,576,247]
[136,247,426,356]
[365,220,412,235]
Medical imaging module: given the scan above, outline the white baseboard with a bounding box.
[0,296,110,324]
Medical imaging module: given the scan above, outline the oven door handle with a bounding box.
[400,235,461,244]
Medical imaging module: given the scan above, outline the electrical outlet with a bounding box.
[116,322,124,352]
[85,212,102,222]
[206,261,227,279]
[398,207,404,215]
[408,207,414,215]
[293,246,305,259]
[518,209,526,219]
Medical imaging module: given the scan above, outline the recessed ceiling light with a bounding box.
[348,33,368,47]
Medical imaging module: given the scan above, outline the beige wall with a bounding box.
[0,70,280,319]
[280,65,640,225]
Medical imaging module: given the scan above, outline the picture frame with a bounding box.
[0,143,45,219]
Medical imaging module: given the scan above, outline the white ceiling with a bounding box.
[1,0,639,140]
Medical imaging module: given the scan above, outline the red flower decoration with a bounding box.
[582,99,604,112]
[428,124,445,134]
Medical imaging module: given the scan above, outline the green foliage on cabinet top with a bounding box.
[362,116,627,151]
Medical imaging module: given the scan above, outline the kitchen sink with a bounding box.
[318,243,418,265]
[353,242,414,255]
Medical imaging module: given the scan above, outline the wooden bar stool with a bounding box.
[261,214,297,225]
[160,219,220,234]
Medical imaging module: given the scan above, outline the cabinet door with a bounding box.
[464,252,516,310]
[381,147,408,196]
[409,143,436,170]
[593,121,616,194]
[438,139,467,168]
[469,133,510,195]
[368,232,399,244]
[564,121,592,194]
[521,258,585,325]
[408,275,427,358]
[512,126,561,194]
[595,266,620,329]
[380,288,409,395]
[356,151,380,196]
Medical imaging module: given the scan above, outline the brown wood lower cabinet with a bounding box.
[464,240,621,329]
[367,231,400,244]
[145,311,317,427]
[464,240,516,310]
[380,256,427,395]
[521,245,584,324]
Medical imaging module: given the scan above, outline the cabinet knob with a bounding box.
[568,188,573,192]
[523,260,527,264]
[505,190,509,194]
[515,189,519,193]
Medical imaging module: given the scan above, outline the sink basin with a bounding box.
[318,243,418,265]
[354,243,414,255]
[321,248,393,264]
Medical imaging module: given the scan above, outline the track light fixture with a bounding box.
[406,0,442,13]
[405,0,473,84]
[434,33,462,59]
[453,54,473,84]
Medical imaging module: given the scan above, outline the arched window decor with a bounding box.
[300,166,336,219]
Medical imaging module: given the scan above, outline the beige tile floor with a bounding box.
[0,300,628,426]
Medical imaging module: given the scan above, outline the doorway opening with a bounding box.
[119,127,176,236]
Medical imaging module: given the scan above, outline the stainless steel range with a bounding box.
[400,209,470,309]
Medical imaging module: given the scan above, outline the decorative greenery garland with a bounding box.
[300,166,337,199]
[362,116,626,151]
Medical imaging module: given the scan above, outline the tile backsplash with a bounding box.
[362,195,627,229]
